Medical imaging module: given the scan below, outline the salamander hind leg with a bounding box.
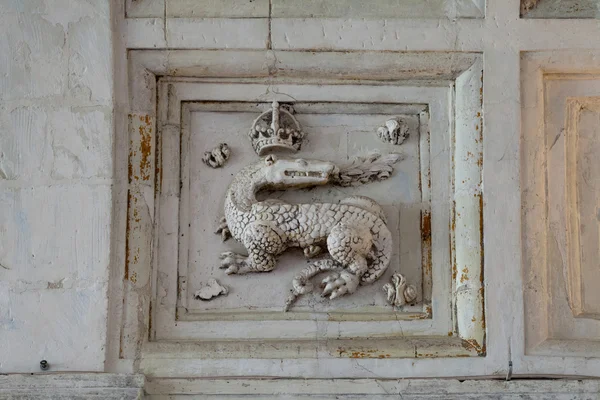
[321,223,373,299]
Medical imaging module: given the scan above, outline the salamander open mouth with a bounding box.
[284,170,326,178]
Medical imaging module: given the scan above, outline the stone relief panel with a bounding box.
[175,96,428,316]
[121,51,485,377]
[522,51,600,357]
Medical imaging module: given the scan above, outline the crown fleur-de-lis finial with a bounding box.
[271,101,280,134]
[248,101,305,156]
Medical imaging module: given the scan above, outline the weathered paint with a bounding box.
[453,59,485,355]
[121,113,156,359]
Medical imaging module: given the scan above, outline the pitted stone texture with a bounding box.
[0,105,112,180]
[0,13,66,100]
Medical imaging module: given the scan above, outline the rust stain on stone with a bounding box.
[128,114,153,183]
[128,147,134,183]
[460,266,469,283]
[461,338,483,354]
[124,190,132,280]
[421,210,432,277]
[478,192,486,350]
[337,348,392,359]
[47,279,64,289]
[421,211,431,242]
[138,116,153,182]
[133,207,140,223]
[148,301,153,339]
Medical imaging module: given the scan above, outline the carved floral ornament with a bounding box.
[377,117,409,145]
[202,143,230,168]
[207,101,416,310]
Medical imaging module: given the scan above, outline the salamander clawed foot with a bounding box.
[321,270,360,300]
[303,245,322,258]
[219,251,250,275]
[214,216,231,241]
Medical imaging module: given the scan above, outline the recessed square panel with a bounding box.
[180,103,429,316]
[522,51,600,357]
[565,97,600,319]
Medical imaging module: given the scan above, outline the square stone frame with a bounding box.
[120,50,485,377]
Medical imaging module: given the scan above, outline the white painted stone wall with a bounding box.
[1,0,600,398]
[0,0,113,372]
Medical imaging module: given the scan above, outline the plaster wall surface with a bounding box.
[0,0,113,372]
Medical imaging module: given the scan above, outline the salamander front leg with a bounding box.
[219,250,277,275]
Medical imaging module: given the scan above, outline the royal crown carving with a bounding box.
[248,101,305,155]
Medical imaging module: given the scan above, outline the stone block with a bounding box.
[166,18,268,49]
[0,106,112,180]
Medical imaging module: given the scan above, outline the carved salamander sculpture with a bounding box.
[215,153,401,303]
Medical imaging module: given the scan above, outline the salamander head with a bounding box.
[261,154,338,188]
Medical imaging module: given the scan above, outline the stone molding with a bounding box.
[1,374,598,398]
[145,377,600,399]
[0,373,144,399]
